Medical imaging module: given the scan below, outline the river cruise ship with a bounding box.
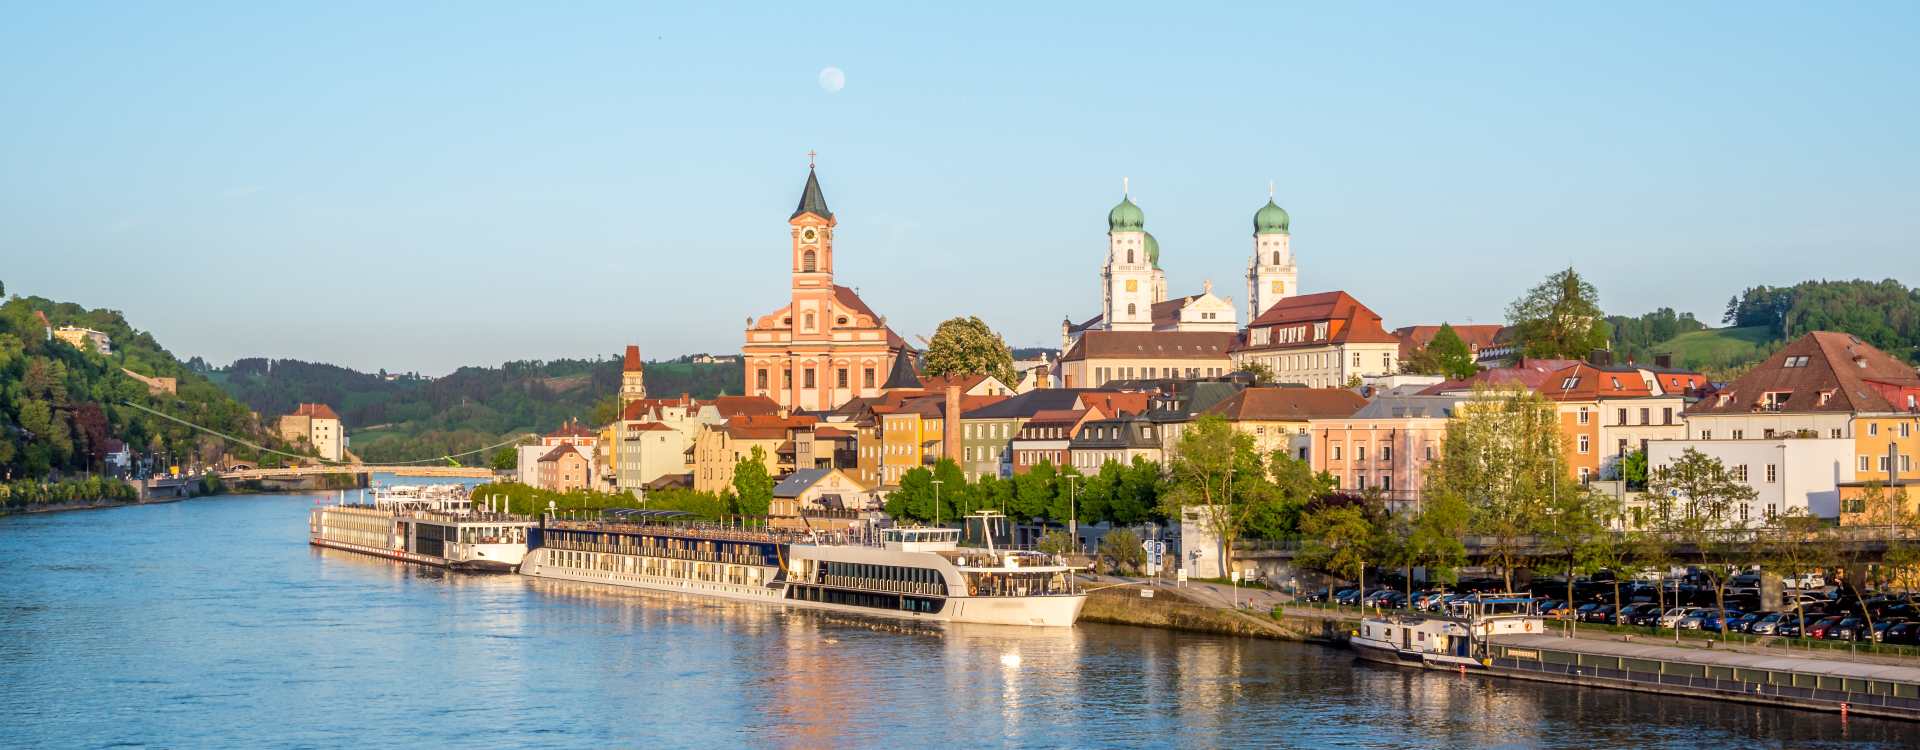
[309,489,534,572]
[1350,594,1545,670]
[519,515,1085,627]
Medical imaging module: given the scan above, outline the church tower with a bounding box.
[619,344,646,410]
[1103,184,1156,331]
[1246,189,1297,323]
[788,162,837,343]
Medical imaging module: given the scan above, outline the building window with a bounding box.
[1356,475,1367,490]
[1424,444,1435,460]
[1577,408,1589,425]
[1905,423,1913,438]
[1732,430,1744,440]
[802,249,817,272]
[1861,455,1872,472]
[1766,464,1777,483]
[1382,446,1392,461]
[1381,475,1392,492]
[1617,408,1628,425]
[1127,303,1137,317]
[1639,408,1650,425]
[1870,423,1880,437]
[1577,435,1590,454]
[1381,353,1391,370]
[1578,467,1591,484]
[864,368,876,388]
[1332,445,1343,460]
[756,370,769,390]
[803,369,816,388]
[1351,353,1361,368]
[1664,408,1674,425]
[1732,464,1748,482]
[1832,428,1843,439]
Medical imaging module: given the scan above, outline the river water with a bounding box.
[0,488,1907,749]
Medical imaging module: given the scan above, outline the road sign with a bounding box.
[1230,571,1241,583]
[1176,568,1187,583]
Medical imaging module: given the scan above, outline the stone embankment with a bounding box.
[1079,582,1354,643]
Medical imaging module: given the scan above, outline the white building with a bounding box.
[1647,438,1855,524]
[1231,291,1401,388]
[1245,193,1298,323]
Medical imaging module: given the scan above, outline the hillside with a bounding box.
[210,355,742,463]
[1655,326,1778,374]
[0,281,282,479]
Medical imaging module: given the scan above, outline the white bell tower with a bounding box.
[1104,179,1154,331]
[1247,183,1297,323]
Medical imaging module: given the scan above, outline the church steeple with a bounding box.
[792,160,833,220]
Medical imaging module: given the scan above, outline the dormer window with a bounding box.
[1561,377,1580,389]
[1783,355,1810,368]
[1610,377,1622,390]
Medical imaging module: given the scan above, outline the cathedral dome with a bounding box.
[1253,199,1290,235]
[1108,196,1144,233]
[1144,232,1161,268]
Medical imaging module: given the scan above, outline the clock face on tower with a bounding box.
[803,228,818,242]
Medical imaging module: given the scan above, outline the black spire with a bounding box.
[881,349,921,390]
[791,167,833,220]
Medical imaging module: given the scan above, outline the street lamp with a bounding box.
[931,479,944,527]
[1064,474,1080,553]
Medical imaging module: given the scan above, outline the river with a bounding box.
[0,488,1908,749]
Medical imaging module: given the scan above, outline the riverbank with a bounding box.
[1079,583,1355,643]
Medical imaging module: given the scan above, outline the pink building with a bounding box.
[1307,395,1465,512]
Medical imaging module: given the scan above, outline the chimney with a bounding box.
[943,384,963,465]
[1588,349,1613,367]
[1654,353,1673,369]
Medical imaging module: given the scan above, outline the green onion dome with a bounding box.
[1144,232,1161,268]
[1108,195,1145,233]
[1253,199,1291,235]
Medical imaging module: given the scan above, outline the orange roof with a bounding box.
[1419,358,1583,395]
[546,421,598,439]
[537,444,585,463]
[623,345,642,372]
[1239,291,1399,351]
[626,422,675,432]
[1078,392,1150,419]
[1687,331,1920,416]
[711,395,781,418]
[1538,362,1654,401]
[291,403,341,421]
[725,414,817,440]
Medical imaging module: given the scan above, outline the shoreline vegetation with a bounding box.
[1,476,140,515]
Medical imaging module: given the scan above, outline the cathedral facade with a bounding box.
[742,166,908,412]
[1063,188,1299,354]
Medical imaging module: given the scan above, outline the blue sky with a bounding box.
[3,3,1916,374]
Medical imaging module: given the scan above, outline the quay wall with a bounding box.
[1079,586,1354,643]
[1488,657,1916,722]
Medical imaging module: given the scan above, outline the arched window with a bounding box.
[1272,251,1279,265]
[804,312,816,330]
[1127,249,1134,264]
[1127,303,1137,317]
[802,249,817,272]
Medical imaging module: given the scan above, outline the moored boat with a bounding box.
[309,486,534,572]
[1350,593,1544,670]
[518,512,1086,627]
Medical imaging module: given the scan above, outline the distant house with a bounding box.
[535,444,593,493]
[771,467,869,520]
[277,403,344,462]
[53,326,112,355]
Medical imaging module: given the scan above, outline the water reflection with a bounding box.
[0,492,1912,748]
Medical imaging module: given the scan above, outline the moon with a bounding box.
[818,66,845,94]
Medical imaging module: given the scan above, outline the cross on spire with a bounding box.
[1268,180,1275,199]
[1123,176,1130,197]
[807,149,817,169]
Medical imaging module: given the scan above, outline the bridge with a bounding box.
[220,465,497,480]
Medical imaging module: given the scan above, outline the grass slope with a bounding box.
[1656,326,1777,371]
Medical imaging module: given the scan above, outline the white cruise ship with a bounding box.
[519,516,1085,627]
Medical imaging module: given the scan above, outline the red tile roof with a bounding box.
[291,403,341,421]
[1077,392,1151,419]
[626,422,675,432]
[711,395,781,418]
[1238,291,1399,352]
[1392,324,1506,361]
[623,345,642,372]
[546,421,598,439]
[1203,387,1367,421]
[1536,362,1655,401]
[1686,331,1920,416]
[1419,358,1584,395]
[537,444,585,463]
[725,414,817,440]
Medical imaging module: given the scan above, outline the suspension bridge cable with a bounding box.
[118,400,535,466]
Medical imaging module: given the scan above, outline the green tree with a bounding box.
[730,446,774,519]
[1507,266,1611,360]
[1618,448,1648,487]
[1425,386,1570,590]
[1012,461,1058,521]
[1406,491,1471,591]
[1647,447,1760,637]
[1763,508,1831,641]
[1420,324,1474,381]
[1539,488,1608,631]
[1098,528,1147,575]
[1239,361,1277,385]
[1036,530,1075,556]
[489,446,518,471]
[1297,502,1377,599]
[1159,415,1267,576]
[923,316,1015,386]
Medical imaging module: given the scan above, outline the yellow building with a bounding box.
[692,415,812,494]
[1202,387,1367,456]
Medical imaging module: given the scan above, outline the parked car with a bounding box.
[1882,622,1920,646]
[1873,618,1910,643]
[1806,616,1846,639]
[1824,617,1870,641]
[1658,607,1702,629]
[1698,610,1745,633]
[1676,610,1714,631]
[1335,588,1363,606]
[1731,611,1769,633]
[1580,604,1617,624]
[1537,600,1570,618]
[1620,603,1662,626]
[1749,612,1788,635]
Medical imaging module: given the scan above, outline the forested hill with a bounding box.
[207,355,742,463]
[1724,278,1920,363]
[0,282,275,478]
